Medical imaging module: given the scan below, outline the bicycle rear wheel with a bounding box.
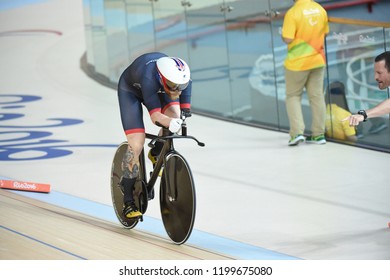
[110,142,148,229]
[160,152,196,245]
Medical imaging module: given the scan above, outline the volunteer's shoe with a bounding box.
[123,201,142,219]
[148,150,163,177]
[306,134,326,144]
[288,134,305,146]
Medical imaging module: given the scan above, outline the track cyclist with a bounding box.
[117,52,192,219]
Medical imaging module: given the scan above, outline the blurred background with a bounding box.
[82,0,390,152]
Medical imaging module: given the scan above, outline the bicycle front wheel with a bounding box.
[160,152,196,245]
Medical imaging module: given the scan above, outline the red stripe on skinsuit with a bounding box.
[125,128,145,135]
[180,103,190,109]
[149,108,161,116]
[162,102,180,113]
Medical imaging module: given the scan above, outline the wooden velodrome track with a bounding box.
[0,188,234,260]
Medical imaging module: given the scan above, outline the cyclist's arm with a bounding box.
[179,80,192,109]
[140,77,173,128]
[149,110,172,128]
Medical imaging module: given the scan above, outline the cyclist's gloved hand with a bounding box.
[169,118,183,133]
[181,108,192,118]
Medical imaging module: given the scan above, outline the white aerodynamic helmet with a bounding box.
[156,57,190,91]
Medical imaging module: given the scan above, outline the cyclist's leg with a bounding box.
[122,133,145,218]
[118,89,145,218]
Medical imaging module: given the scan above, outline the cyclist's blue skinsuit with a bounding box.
[118,52,192,135]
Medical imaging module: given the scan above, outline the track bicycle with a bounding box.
[110,112,204,244]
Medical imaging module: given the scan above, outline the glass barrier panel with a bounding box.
[90,0,109,77]
[225,0,279,127]
[105,0,129,83]
[124,0,155,63]
[83,0,95,66]
[326,22,389,150]
[186,0,232,117]
[152,1,189,61]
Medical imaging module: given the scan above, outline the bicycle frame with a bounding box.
[142,118,204,200]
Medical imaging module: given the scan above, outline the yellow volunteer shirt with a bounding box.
[282,0,329,71]
[326,104,356,140]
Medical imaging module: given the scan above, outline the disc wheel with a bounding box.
[160,152,196,244]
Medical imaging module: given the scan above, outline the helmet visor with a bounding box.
[162,75,189,92]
